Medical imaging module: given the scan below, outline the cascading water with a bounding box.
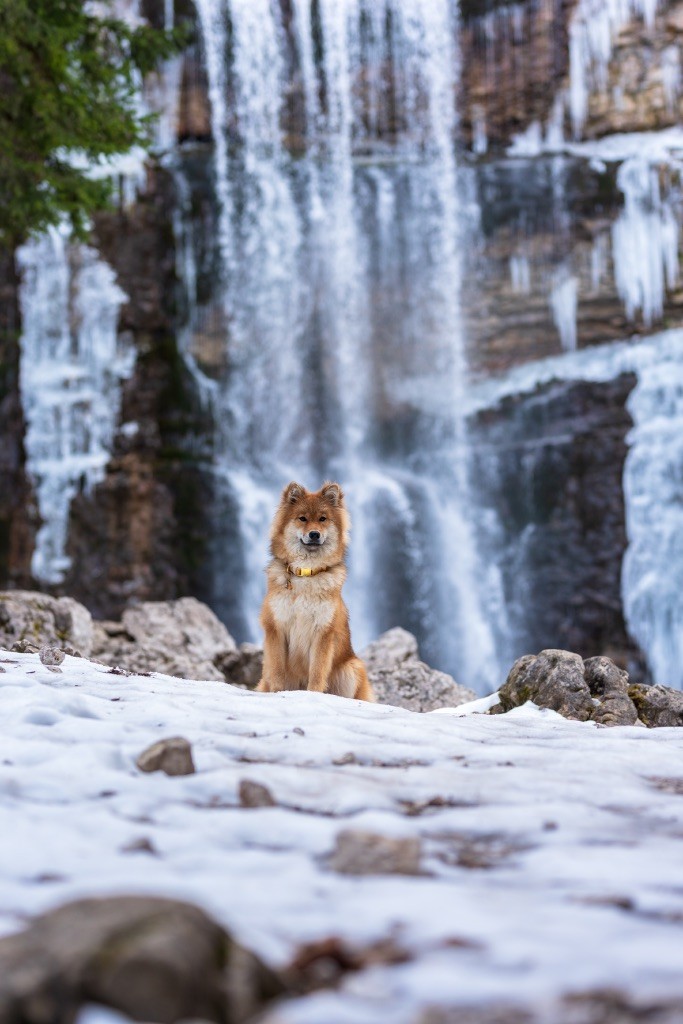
[188,0,508,689]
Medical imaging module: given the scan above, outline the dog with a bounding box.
[256,481,374,700]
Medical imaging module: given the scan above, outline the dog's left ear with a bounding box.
[321,481,343,506]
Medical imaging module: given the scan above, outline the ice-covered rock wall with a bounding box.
[17,228,134,584]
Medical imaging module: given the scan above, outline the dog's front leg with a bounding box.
[307,634,335,694]
[257,619,288,692]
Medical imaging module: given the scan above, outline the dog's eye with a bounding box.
[319,516,327,522]
[298,516,307,522]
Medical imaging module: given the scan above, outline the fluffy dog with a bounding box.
[256,481,373,700]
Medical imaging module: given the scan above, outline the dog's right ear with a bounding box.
[282,481,305,505]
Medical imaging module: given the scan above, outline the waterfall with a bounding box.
[189,0,507,690]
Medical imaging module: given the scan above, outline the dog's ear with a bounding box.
[282,481,305,505]
[321,481,343,506]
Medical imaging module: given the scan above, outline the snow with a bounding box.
[1,653,683,1021]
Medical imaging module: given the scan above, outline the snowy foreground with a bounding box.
[1,653,683,1023]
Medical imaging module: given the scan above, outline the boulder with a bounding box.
[92,597,237,681]
[136,737,196,776]
[497,650,595,721]
[495,650,661,727]
[0,895,283,1024]
[629,683,683,728]
[0,591,93,657]
[363,628,476,712]
[584,656,637,727]
[215,642,264,689]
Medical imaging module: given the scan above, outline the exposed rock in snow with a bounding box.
[0,590,93,657]
[363,628,477,712]
[39,645,65,667]
[328,830,423,877]
[0,895,281,1024]
[136,736,196,777]
[239,779,277,808]
[629,682,683,727]
[496,649,594,721]
[496,649,648,726]
[92,597,237,681]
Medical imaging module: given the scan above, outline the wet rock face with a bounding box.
[0,591,93,656]
[0,252,35,590]
[0,895,283,1024]
[459,0,573,154]
[61,166,214,621]
[471,374,644,674]
[363,628,477,712]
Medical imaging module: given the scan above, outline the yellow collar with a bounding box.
[287,563,330,578]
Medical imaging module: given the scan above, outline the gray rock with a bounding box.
[497,649,594,721]
[136,737,196,776]
[0,895,283,1024]
[39,645,65,667]
[0,591,93,657]
[629,683,683,727]
[363,628,476,713]
[584,656,637,727]
[238,779,276,808]
[328,829,422,876]
[496,650,644,727]
[92,597,237,681]
[216,642,264,689]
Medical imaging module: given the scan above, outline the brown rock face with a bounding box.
[0,251,35,590]
[459,0,575,153]
[61,166,214,620]
[0,895,282,1024]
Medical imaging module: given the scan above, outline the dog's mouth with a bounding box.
[300,539,324,548]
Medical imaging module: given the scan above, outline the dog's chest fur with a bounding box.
[270,581,335,657]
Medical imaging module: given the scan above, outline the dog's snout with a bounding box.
[308,530,321,541]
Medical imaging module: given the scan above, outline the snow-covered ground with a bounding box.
[1,652,683,1022]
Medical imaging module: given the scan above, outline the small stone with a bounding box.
[136,737,195,776]
[121,837,158,855]
[293,726,305,736]
[11,639,40,654]
[238,779,276,808]
[328,829,422,876]
[333,751,357,765]
[39,645,65,667]
[46,666,62,674]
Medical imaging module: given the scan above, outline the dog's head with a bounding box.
[270,481,350,565]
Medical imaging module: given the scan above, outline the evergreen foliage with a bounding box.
[0,0,186,246]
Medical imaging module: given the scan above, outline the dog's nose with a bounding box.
[308,531,321,542]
